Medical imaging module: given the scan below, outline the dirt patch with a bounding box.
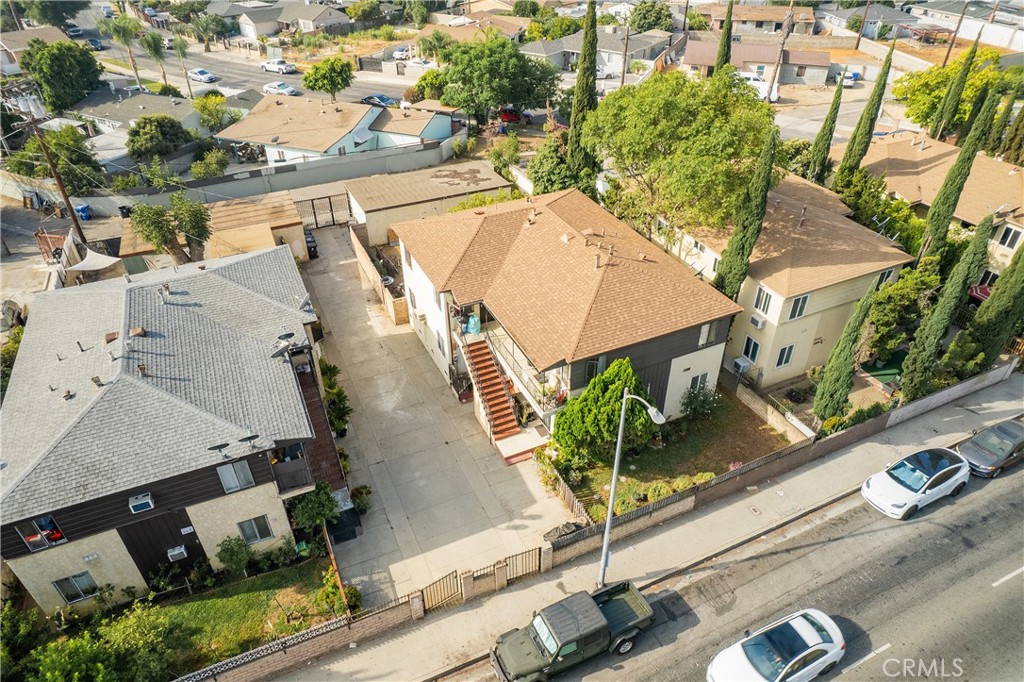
[895,36,1017,65]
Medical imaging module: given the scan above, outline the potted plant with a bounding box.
[325,385,352,437]
[350,484,372,515]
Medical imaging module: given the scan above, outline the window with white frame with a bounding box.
[788,295,808,321]
[742,336,760,363]
[689,372,708,392]
[711,257,719,273]
[997,225,1021,250]
[585,355,607,383]
[776,344,795,368]
[53,571,98,604]
[217,460,255,494]
[979,270,1000,287]
[693,239,706,254]
[698,320,720,348]
[238,515,273,545]
[754,286,772,315]
[876,269,894,290]
[14,515,67,552]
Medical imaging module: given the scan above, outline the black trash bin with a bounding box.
[118,205,132,218]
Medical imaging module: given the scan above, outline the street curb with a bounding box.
[417,486,863,682]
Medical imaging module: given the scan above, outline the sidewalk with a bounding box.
[280,373,1023,682]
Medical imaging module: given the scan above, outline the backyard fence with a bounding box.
[422,570,462,611]
[549,466,596,526]
[505,547,541,584]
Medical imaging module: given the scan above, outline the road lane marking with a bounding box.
[992,566,1024,588]
[841,642,891,675]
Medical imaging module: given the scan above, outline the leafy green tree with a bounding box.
[833,42,894,190]
[1,599,47,682]
[565,0,598,191]
[813,290,874,422]
[712,130,778,300]
[865,257,941,363]
[152,83,185,98]
[806,70,845,185]
[168,0,210,24]
[418,30,452,63]
[302,56,354,103]
[292,481,341,533]
[1002,109,1024,165]
[986,83,1020,154]
[190,147,229,180]
[629,0,673,32]
[140,156,182,190]
[347,0,381,21]
[714,0,734,72]
[901,215,994,401]
[29,631,113,682]
[20,0,87,27]
[513,0,539,16]
[892,46,1005,133]
[684,8,709,30]
[192,93,241,132]
[546,16,581,39]
[189,14,226,52]
[529,128,588,194]
[171,36,194,100]
[19,39,101,111]
[6,125,103,196]
[170,191,211,262]
[130,203,190,265]
[956,82,989,143]
[98,13,144,89]
[138,32,169,86]
[448,189,523,212]
[411,0,429,27]
[930,35,980,140]
[583,70,776,230]
[837,168,925,256]
[923,88,998,259]
[781,138,815,179]
[845,14,862,33]
[552,358,656,466]
[100,602,187,682]
[943,245,1024,378]
[413,68,447,100]
[216,535,254,578]
[487,131,520,180]
[126,114,192,161]
[597,13,620,26]
[440,36,561,121]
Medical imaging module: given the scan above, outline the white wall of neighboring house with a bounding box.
[663,342,728,420]
[239,17,280,38]
[907,9,1024,50]
[186,482,292,569]
[988,221,1023,275]
[401,242,452,378]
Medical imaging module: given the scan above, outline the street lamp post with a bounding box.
[597,386,666,588]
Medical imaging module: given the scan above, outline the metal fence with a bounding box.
[294,194,347,229]
[505,547,541,584]
[422,570,462,612]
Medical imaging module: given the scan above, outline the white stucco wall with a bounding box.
[663,342,728,420]
[185,481,292,569]
[401,242,452,378]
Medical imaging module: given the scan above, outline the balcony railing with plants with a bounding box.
[484,326,563,413]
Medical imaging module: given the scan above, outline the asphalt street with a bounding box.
[445,469,1024,682]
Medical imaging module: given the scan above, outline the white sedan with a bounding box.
[707,609,845,682]
[861,448,969,520]
[263,81,298,96]
[187,68,216,83]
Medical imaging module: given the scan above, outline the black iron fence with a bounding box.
[422,570,461,612]
[505,547,541,584]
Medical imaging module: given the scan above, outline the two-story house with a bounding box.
[695,3,816,35]
[0,247,344,615]
[660,176,913,388]
[849,132,1024,293]
[391,189,742,460]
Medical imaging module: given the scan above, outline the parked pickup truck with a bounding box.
[490,581,654,682]
[260,59,297,74]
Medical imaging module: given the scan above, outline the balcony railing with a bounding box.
[484,326,563,413]
[273,458,314,494]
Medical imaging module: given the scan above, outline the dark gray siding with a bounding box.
[117,508,207,581]
[0,452,274,561]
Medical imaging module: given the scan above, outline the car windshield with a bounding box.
[886,459,929,492]
[971,431,1014,457]
[531,615,557,656]
[741,623,806,681]
[196,70,208,75]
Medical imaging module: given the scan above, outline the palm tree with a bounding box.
[98,14,144,90]
[171,36,194,99]
[138,32,169,86]
[417,30,452,64]
[189,15,224,53]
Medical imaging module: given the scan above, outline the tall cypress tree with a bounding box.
[957,82,989,144]
[986,83,1020,154]
[1001,110,1024,165]
[943,245,1024,378]
[923,88,999,259]
[715,0,734,73]
[566,0,597,178]
[833,42,894,191]
[807,71,845,186]
[929,35,981,141]
[901,215,994,401]
[712,130,778,301]
[813,289,874,422]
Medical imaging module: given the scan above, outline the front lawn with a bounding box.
[157,558,332,671]
[567,391,789,520]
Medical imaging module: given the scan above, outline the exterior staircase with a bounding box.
[464,340,521,442]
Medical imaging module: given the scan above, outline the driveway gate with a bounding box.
[422,570,462,611]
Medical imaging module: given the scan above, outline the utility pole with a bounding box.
[854,0,872,51]
[7,0,22,30]
[942,0,969,67]
[681,0,691,32]
[767,0,795,103]
[24,115,87,243]
[988,0,999,23]
[619,27,630,89]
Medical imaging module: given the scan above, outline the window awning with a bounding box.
[968,285,992,301]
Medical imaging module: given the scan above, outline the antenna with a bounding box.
[297,294,311,310]
[270,341,291,359]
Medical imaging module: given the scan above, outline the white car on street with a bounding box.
[263,81,298,96]
[260,59,296,74]
[595,65,619,80]
[842,73,856,88]
[861,448,969,520]
[187,68,217,83]
[707,609,845,682]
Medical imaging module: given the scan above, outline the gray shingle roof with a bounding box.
[0,247,316,524]
[823,5,919,24]
[70,89,196,127]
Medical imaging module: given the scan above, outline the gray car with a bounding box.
[957,416,1024,477]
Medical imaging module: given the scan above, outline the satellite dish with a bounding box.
[278,332,295,341]
[208,443,230,452]
[270,342,290,359]
[239,434,259,444]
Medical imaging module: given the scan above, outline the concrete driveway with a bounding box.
[303,226,570,606]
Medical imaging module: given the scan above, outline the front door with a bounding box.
[118,508,206,586]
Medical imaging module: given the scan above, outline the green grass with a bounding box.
[864,349,908,384]
[155,558,330,670]
[97,58,161,88]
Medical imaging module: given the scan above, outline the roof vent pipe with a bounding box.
[595,253,601,270]
[138,364,148,377]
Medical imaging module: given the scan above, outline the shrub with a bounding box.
[344,585,362,612]
[190,148,229,180]
[351,484,372,515]
[680,386,723,422]
[111,173,143,192]
[324,384,352,433]
[672,474,695,492]
[784,386,809,403]
[806,365,824,383]
[588,503,607,524]
[292,481,340,532]
[216,536,254,578]
[319,357,341,383]
[820,416,842,435]
[153,83,185,98]
[534,448,561,490]
[314,566,345,614]
[613,478,644,515]
[645,481,674,502]
[692,472,716,485]
[452,138,467,158]
[844,401,888,427]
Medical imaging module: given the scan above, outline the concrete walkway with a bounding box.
[302,226,570,606]
[279,370,1023,681]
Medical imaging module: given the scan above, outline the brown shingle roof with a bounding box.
[773,174,853,216]
[688,185,913,298]
[0,27,69,54]
[684,41,830,68]
[216,96,375,153]
[698,3,816,23]
[392,190,741,370]
[836,131,1024,227]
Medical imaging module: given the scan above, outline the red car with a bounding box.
[498,107,533,124]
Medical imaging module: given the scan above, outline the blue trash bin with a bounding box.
[74,204,92,221]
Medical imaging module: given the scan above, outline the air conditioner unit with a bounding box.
[167,545,187,562]
[733,357,753,374]
[750,314,767,330]
[128,493,154,514]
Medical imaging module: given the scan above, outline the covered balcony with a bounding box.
[271,443,315,497]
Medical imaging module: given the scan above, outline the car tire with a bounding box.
[613,638,635,655]
[950,482,966,497]
[261,66,267,71]
[819,661,837,676]
[901,505,918,521]
[991,467,1003,479]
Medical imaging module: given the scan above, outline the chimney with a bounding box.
[62,390,73,401]
[91,376,103,388]
[129,326,147,337]
[595,253,601,270]
[104,331,119,344]
[137,364,148,377]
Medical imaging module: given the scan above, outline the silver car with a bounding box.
[957,416,1024,477]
